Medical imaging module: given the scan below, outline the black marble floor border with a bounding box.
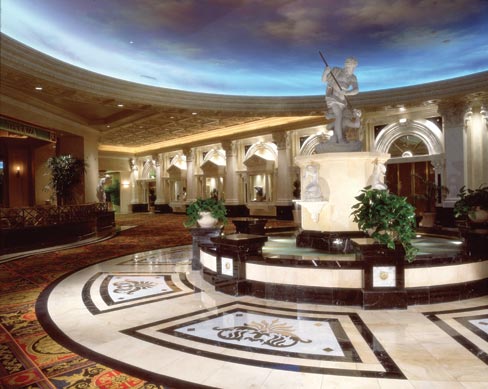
[454,314,488,343]
[423,305,488,365]
[122,301,406,379]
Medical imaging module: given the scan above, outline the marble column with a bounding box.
[222,140,238,206]
[183,147,195,201]
[430,157,445,204]
[82,132,99,203]
[154,154,164,205]
[464,102,488,189]
[437,100,467,207]
[273,131,293,219]
[129,158,139,204]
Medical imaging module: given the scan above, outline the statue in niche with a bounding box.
[96,177,107,202]
[368,159,388,190]
[316,57,362,153]
[254,186,265,201]
[303,164,323,201]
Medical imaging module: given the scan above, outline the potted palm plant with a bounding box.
[351,186,418,262]
[184,197,227,228]
[46,155,86,205]
[412,173,449,227]
[454,185,488,223]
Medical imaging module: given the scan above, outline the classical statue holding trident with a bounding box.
[320,52,360,144]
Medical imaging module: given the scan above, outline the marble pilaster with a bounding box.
[154,155,164,204]
[129,158,139,204]
[222,140,239,205]
[183,147,195,201]
[273,131,292,206]
[464,102,488,189]
[437,100,467,207]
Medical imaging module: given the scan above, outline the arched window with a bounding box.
[388,135,429,158]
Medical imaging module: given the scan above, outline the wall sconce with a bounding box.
[15,166,21,177]
[122,180,130,188]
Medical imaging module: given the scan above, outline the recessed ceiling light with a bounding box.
[117,104,124,107]
[35,86,43,90]
[192,112,198,115]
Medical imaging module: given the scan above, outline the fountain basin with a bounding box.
[200,234,487,309]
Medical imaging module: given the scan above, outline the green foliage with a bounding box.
[46,155,86,205]
[453,184,488,218]
[351,187,418,262]
[104,178,120,206]
[184,197,227,227]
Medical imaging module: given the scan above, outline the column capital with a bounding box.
[182,147,194,162]
[437,99,469,128]
[430,158,444,171]
[272,131,288,150]
[221,140,236,157]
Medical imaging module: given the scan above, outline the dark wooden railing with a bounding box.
[0,203,114,254]
[0,203,109,229]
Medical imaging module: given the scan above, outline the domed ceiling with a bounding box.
[2,0,487,96]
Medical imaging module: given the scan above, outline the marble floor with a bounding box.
[36,245,488,389]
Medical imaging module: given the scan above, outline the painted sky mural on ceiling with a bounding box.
[1,0,487,96]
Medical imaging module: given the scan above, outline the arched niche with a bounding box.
[167,154,187,177]
[141,159,156,179]
[201,149,226,176]
[167,154,187,202]
[243,142,277,173]
[244,142,277,204]
[137,159,157,207]
[201,149,226,199]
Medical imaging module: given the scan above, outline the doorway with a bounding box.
[386,161,436,216]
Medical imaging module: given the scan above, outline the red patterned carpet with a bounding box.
[0,213,295,388]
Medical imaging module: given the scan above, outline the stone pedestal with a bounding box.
[189,227,222,270]
[232,218,268,235]
[458,222,488,258]
[352,238,407,310]
[295,152,390,231]
[295,152,389,253]
[210,233,268,296]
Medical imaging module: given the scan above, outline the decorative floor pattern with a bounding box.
[122,301,405,379]
[33,246,488,388]
[1,213,487,388]
[83,271,198,315]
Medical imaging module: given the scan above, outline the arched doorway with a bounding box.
[374,118,446,219]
